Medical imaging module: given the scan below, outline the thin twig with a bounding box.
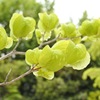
[14,51,25,55]
[0,67,41,86]
[0,51,14,61]
[4,68,12,82]
[13,39,21,51]
[38,34,61,49]
[0,51,25,61]
[59,35,81,40]
[0,39,22,61]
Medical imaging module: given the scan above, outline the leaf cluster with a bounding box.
[2,12,100,80]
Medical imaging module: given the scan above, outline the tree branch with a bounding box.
[13,39,21,51]
[38,34,81,49]
[0,51,14,61]
[38,34,61,49]
[0,39,25,61]
[4,68,12,82]
[0,50,25,61]
[14,51,25,55]
[0,67,41,86]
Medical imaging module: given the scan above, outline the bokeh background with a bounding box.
[0,0,100,100]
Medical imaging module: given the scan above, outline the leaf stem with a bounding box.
[0,66,41,86]
[0,39,24,61]
[38,33,61,49]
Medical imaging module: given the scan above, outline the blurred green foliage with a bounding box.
[0,0,42,32]
[0,0,100,100]
[88,90,100,100]
[0,0,55,53]
[78,11,88,26]
[0,61,93,100]
[80,11,100,100]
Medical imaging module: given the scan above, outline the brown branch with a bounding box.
[59,35,81,40]
[0,67,41,86]
[4,68,12,82]
[0,51,14,61]
[0,50,25,61]
[38,34,61,49]
[0,39,25,61]
[14,51,25,55]
[38,34,81,49]
[13,39,21,51]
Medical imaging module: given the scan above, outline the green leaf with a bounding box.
[44,32,51,41]
[5,37,13,48]
[25,48,41,65]
[52,40,75,54]
[89,39,100,60]
[94,77,100,88]
[39,45,65,72]
[79,20,98,36]
[92,19,100,35]
[54,27,61,37]
[10,13,36,38]
[82,68,100,80]
[38,12,59,32]
[35,29,51,44]
[35,29,42,44]
[70,52,90,70]
[61,23,76,38]
[33,67,54,80]
[72,36,81,44]
[24,32,33,40]
[0,26,7,50]
[10,31,19,41]
[52,40,90,70]
[82,67,100,88]
[65,43,87,64]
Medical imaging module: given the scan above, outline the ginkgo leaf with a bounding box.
[10,13,36,38]
[0,26,7,50]
[38,12,59,32]
[5,37,13,48]
[33,67,54,80]
[25,48,41,65]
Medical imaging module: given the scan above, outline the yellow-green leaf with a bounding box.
[33,67,54,80]
[70,52,90,70]
[39,45,65,72]
[5,37,13,48]
[61,23,76,38]
[10,13,36,38]
[25,48,41,65]
[0,26,7,50]
[38,12,59,32]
